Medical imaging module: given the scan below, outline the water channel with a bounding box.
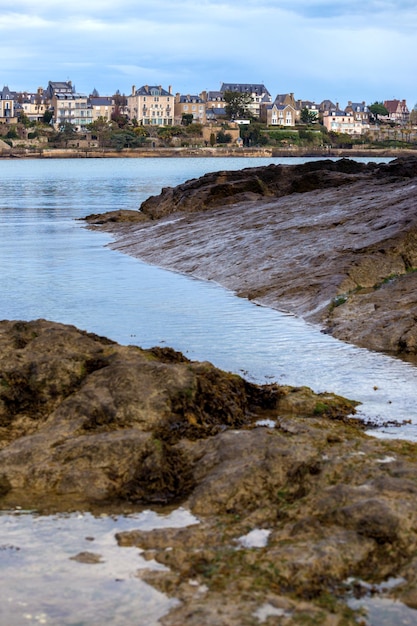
[0,156,416,624]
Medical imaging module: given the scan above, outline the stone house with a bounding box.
[382,99,409,125]
[345,101,370,124]
[127,85,174,126]
[201,91,227,121]
[260,102,297,126]
[174,94,206,124]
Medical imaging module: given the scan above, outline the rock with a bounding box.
[138,158,375,219]
[0,319,357,508]
[69,551,104,564]
[95,156,417,359]
[2,319,417,624]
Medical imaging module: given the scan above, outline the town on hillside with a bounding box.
[0,80,416,151]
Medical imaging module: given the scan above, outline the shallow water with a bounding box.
[0,507,198,625]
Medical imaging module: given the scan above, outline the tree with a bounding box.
[111,105,129,128]
[87,117,113,147]
[109,130,146,151]
[181,113,194,126]
[369,102,389,123]
[216,130,232,144]
[239,122,268,147]
[18,111,32,128]
[223,91,253,120]
[409,103,417,126]
[42,110,54,125]
[300,107,318,125]
[58,122,78,147]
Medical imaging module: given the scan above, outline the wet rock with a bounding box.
[1,319,417,623]
[137,158,374,219]
[96,156,417,359]
[69,551,104,564]
[0,319,356,508]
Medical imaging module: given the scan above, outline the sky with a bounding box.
[1,0,416,108]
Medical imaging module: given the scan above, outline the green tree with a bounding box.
[223,91,253,120]
[109,130,146,151]
[181,113,194,126]
[240,122,268,147]
[87,117,112,147]
[42,110,54,125]
[216,130,232,144]
[369,102,389,123]
[58,122,78,147]
[18,112,32,128]
[300,107,318,125]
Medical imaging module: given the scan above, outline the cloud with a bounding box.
[0,0,416,106]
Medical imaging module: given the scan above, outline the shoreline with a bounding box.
[1,145,415,159]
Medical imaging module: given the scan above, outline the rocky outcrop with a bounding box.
[0,319,356,508]
[2,319,417,623]
[138,157,376,219]
[89,156,417,359]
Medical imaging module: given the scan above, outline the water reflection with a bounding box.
[0,507,198,626]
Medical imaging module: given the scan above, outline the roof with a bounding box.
[0,85,13,99]
[206,107,226,117]
[220,83,271,96]
[383,99,409,114]
[134,85,172,97]
[178,95,203,103]
[319,100,337,111]
[205,91,224,101]
[266,102,295,111]
[298,100,319,109]
[347,101,368,112]
[89,97,113,106]
[325,110,354,117]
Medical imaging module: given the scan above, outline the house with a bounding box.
[19,88,47,122]
[260,93,297,126]
[383,99,409,125]
[296,99,320,122]
[127,85,174,126]
[46,81,92,130]
[322,109,364,135]
[220,83,272,118]
[174,94,206,124]
[0,86,17,123]
[88,95,114,122]
[260,102,297,126]
[345,101,370,124]
[319,100,337,115]
[274,93,296,108]
[201,91,226,120]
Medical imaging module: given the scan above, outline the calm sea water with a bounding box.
[1,156,416,625]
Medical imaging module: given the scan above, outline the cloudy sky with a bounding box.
[1,0,416,107]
